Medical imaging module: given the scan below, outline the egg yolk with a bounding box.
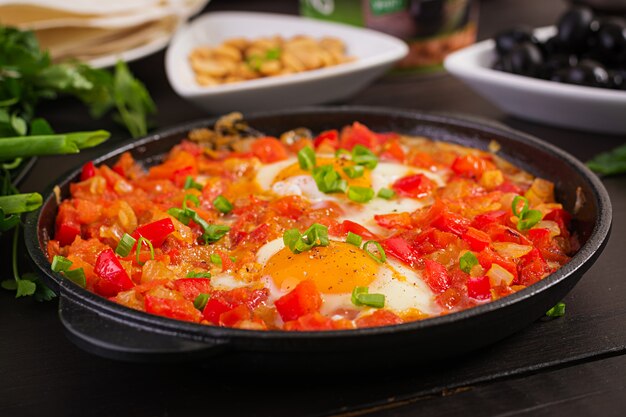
[263,241,381,294]
[273,157,371,189]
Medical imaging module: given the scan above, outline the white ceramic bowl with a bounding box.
[444,26,626,134]
[165,11,408,113]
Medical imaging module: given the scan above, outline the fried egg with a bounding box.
[257,238,441,319]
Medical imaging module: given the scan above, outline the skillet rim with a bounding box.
[24,105,612,343]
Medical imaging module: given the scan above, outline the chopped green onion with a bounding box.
[346,232,362,247]
[115,233,136,257]
[210,253,222,267]
[202,224,230,244]
[283,223,330,254]
[297,146,316,170]
[51,255,72,273]
[351,286,385,308]
[352,144,378,169]
[184,176,203,191]
[229,256,237,262]
[517,209,543,231]
[459,251,478,274]
[186,271,211,278]
[342,165,364,179]
[183,194,200,210]
[512,195,529,218]
[312,165,347,194]
[546,302,566,318]
[335,148,351,158]
[351,286,369,306]
[194,293,210,310]
[213,195,233,214]
[377,187,396,199]
[167,207,192,225]
[363,240,386,263]
[0,193,43,215]
[135,237,155,265]
[348,186,374,203]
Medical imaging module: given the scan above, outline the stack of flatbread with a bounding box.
[0,0,208,64]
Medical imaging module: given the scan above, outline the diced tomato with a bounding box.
[374,212,413,230]
[330,220,379,239]
[410,228,459,255]
[80,161,96,181]
[202,297,231,324]
[271,195,307,219]
[93,248,135,297]
[219,305,252,327]
[462,227,491,251]
[497,181,523,194]
[339,122,380,151]
[250,137,288,163]
[477,248,518,281]
[517,248,549,286]
[132,218,175,248]
[375,132,400,143]
[172,278,211,301]
[410,152,436,170]
[213,250,235,272]
[423,259,451,294]
[148,151,198,180]
[392,174,434,198]
[380,235,421,267]
[172,166,196,187]
[467,276,491,300]
[471,210,509,230]
[355,310,402,328]
[451,154,495,178]
[436,287,466,309]
[274,280,322,322]
[248,223,270,243]
[55,202,81,246]
[544,208,571,237]
[284,312,334,331]
[431,210,470,237]
[144,295,202,323]
[527,228,551,248]
[313,130,339,149]
[485,224,531,245]
[222,287,269,310]
[380,140,405,162]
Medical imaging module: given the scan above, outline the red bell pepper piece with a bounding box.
[331,220,379,239]
[380,139,405,162]
[471,210,509,230]
[284,312,334,331]
[313,130,339,149]
[202,297,232,324]
[173,278,212,301]
[219,304,252,327]
[518,248,549,286]
[355,310,402,328]
[80,161,96,181]
[380,235,421,267]
[431,210,470,237]
[451,154,494,178]
[132,218,175,248]
[144,295,202,323]
[374,212,413,230]
[339,122,380,151]
[274,280,322,322]
[392,174,434,198]
[477,248,518,281]
[93,248,134,297]
[250,137,288,163]
[467,276,491,300]
[462,227,491,251]
[54,203,81,246]
[423,259,451,294]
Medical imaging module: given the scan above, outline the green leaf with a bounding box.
[112,60,156,138]
[29,117,54,135]
[10,113,27,135]
[587,143,626,176]
[1,279,17,290]
[546,302,566,318]
[16,279,36,297]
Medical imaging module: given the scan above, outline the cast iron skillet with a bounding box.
[24,107,612,372]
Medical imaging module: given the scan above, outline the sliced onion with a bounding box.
[534,220,561,238]
[492,242,533,259]
[487,263,514,286]
[89,176,106,195]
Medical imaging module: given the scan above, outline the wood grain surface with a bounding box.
[1,1,624,416]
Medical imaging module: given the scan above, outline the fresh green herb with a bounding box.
[186,271,211,278]
[135,237,155,265]
[111,60,156,138]
[348,186,374,203]
[587,143,626,176]
[0,131,109,161]
[115,233,136,257]
[546,302,566,318]
[210,253,222,267]
[335,148,351,158]
[511,195,543,231]
[346,232,362,247]
[298,146,316,170]
[213,195,233,214]
[351,286,385,308]
[194,293,210,310]
[352,145,378,169]
[283,223,330,254]
[167,207,192,225]
[312,164,348,194]
[50,255,86,287]
[377,187,396,199]
[459,251,478,274]
[342,165,364,179]
[0,193,42,214]
[202,224,231,244]
[363,240,386,263]
[184,176,203,191]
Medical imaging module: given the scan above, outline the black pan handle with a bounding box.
[58,290,228,362]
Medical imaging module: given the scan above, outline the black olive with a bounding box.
[551,59,610,87]
[608,69,626,90]
[557,6,594,51]
[494,27,538,56]
[596,19,626,64]
[540,35,564,57]
[538,54,578,79]
[500,42,544,77]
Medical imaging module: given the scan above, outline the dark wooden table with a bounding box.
[2,0,625,416]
